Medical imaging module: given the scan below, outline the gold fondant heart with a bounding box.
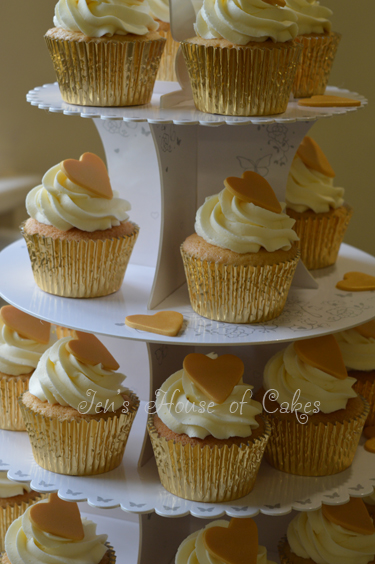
[365,437,375,454]
[0,305,50,344]
[364,426,375,440]
[203,518,258,564]
[298,95,361,108]
[125,311,183,337]
[183,353,244,404]
[294,335,347,380]
[336,272,375,292]
[67,331,119,371]
[224,171,282,213]
[354,320,375,339]
[297,136,335,178]
[322,498,375,535]
[30,493,84,540]
[62,153,113,199]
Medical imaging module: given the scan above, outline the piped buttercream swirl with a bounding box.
[26,163,131,232]
[335,329,375,372]
[194,0,298,45]
[263,343,357,414]
[0,472,31,498]
[287,508,375,564]
[53,0,158,37]
[286,155,344,213]
[195,187,298,253]
[285,0,332,35]
[147,0,169,22]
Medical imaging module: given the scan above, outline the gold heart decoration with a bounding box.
[365,438,375,454]
[297,136,335,178]
[0,305,51,344]
[30,493,84,540]
[298,95,361,108]
[354,320,375,339]
[224,171,282,213]
[322,498,375,535]
[125,311,183,337]
[294,335,347,380]
[203,518,258,564]
[67,331,119,371]
[62,153,113,199]
[183,353,244,404]
[336,272,375,292]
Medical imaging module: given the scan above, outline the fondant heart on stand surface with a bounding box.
[336,272,375,292]
[125,311,183,337]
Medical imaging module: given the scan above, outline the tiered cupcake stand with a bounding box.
[0,81,374,563]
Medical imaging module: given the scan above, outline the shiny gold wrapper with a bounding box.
[21,223,139,298]
[18,392,140,476]
[286,204,353,270]
[147,416,271,502]
[180,39,302,116]
[0,492,45,552]
[261,395,369,476]
[0,374,31,431]
[155,22,179,82]
[45,29,166,106]
[55,326,76,339]
[181,247,300,323]
[278,536,296,564]
[293,32,341,98]
[353,374,375,427]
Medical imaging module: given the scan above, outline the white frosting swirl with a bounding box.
[0,472,31,498]
[285,0,332,35]
[287,508,375,564]
[5,504,108,564]
[365,489,375,506]
[147,0,169,22]
[155,358,262,440]
[26,163,131,233]
[194,0,298,45]
[29,337,128,414]
[263,343,357,414]
[286,155,344,213]
[336,329,375,372]
[53,0,158,37]
[176,520,276,564]
[0,318,53,377]
[195,188,299,253]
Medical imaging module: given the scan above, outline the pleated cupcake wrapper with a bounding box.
[147,416,271,502]
[293,32,341,98]
[104,543,116,564]
[278,536,293,564]
[181,247,300,323]
[262,396,369,476]
[18,392,140,476]
[55,326,76,339]
[354,378,375,427]
[290,205,353,270]
[0,375,30,431]
[180,40,302,116]
[0,493,45,552]
[45,33,165,106]
[21,223,139,298]
[156,26,179,82]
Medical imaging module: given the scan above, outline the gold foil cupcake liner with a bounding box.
[288,205,353,270]
[45,31,166,106]
[278,536,293,564]
[155,24,179,82]
[0,492,45,552]
[181,247,300,323]
[55,326,76,339]
[354,377,375,427]
[293,32,341,98]
[104,543,116,564]
[21,223,139,298]
[18,392,140,476]
[0,374,31,431]
[262,396,369,476]
[147,416,271,502]
[180,40,302,116]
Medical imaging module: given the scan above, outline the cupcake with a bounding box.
[147,352,271,502]
[0,473,44,553]
[22,152,139,298]
[180,0,302,115]
[285,0,341,97]
[0,305,52,431]
[2,493,116,563]
[336,320,375,426]
[255,334,369,476]
[19,332,139,475]
[364,489,375,522]
[286,136,353,269]
[147,0,179,81]
[175,518,277,564]
[181,171,300,323]
[279,498,375,564]
[46,0,166,106]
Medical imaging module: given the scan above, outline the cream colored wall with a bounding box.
[0,1,374,255]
